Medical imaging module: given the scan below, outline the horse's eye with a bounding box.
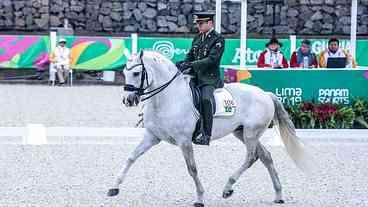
[133,72,140,77]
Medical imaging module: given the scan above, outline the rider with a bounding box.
[176,11,225,145]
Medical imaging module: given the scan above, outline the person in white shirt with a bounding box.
[50,38,71,85]
[319,37,356,68]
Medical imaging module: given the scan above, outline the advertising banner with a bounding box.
[224,68,368,105]
[0,35,50,69]
[1,35,367,71]
[63,36,130,70]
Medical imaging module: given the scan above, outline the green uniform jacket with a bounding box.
[185,29,225,86]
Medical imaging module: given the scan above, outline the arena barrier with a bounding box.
[0,125,367,145]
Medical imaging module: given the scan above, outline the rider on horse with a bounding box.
[176,11,225,145]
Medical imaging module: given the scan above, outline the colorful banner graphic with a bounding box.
[63,36,130,70]
[0,35,50,69]
[0,35,130,70]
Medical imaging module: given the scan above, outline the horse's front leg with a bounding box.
[180,142,205,207]
[107,130,160,196]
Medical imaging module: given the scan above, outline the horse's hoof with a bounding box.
[222,189,234,199]
[107,188,119,197]
[194,202,204,207]
[274,199,285,204]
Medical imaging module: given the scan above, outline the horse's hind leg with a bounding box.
[222,129,259,199]
[257,144,284,203]
[107,130,160,196]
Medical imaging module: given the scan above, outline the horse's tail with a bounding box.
[268,93,315,175]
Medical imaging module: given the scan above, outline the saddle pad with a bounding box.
[213,88,236,117]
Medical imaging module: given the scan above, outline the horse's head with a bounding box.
[122,50,149,107]
[122,50,177,107]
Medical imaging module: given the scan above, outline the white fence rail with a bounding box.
[1,125,367,145]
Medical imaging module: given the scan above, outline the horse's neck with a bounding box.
[146,70,192,114]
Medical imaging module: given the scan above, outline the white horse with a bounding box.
[108,51,313,207]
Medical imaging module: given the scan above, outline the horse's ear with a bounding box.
[139,50,144,58]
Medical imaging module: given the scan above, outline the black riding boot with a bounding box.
[193,99,213,145]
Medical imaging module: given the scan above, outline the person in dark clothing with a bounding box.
[176,11,225,145]
[290,39,318,68]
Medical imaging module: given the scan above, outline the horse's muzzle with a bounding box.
[122,93,140,107]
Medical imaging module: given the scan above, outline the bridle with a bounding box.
[123,52,181,102]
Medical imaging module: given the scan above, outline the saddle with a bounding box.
[189,81,237,141]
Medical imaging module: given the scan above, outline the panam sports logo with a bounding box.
[152,41,187,59]
[318,88,350,104]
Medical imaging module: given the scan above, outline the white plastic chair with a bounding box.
[49,63,57,86]
[49,63,73,86]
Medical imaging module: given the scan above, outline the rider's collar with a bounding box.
[205,28,214,37]
[200,28,214,41]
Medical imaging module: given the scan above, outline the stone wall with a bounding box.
[0,0,367,35]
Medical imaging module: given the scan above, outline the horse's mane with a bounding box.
[144,51,174,64]
[143,51,178,72]
[127,50,178,73]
